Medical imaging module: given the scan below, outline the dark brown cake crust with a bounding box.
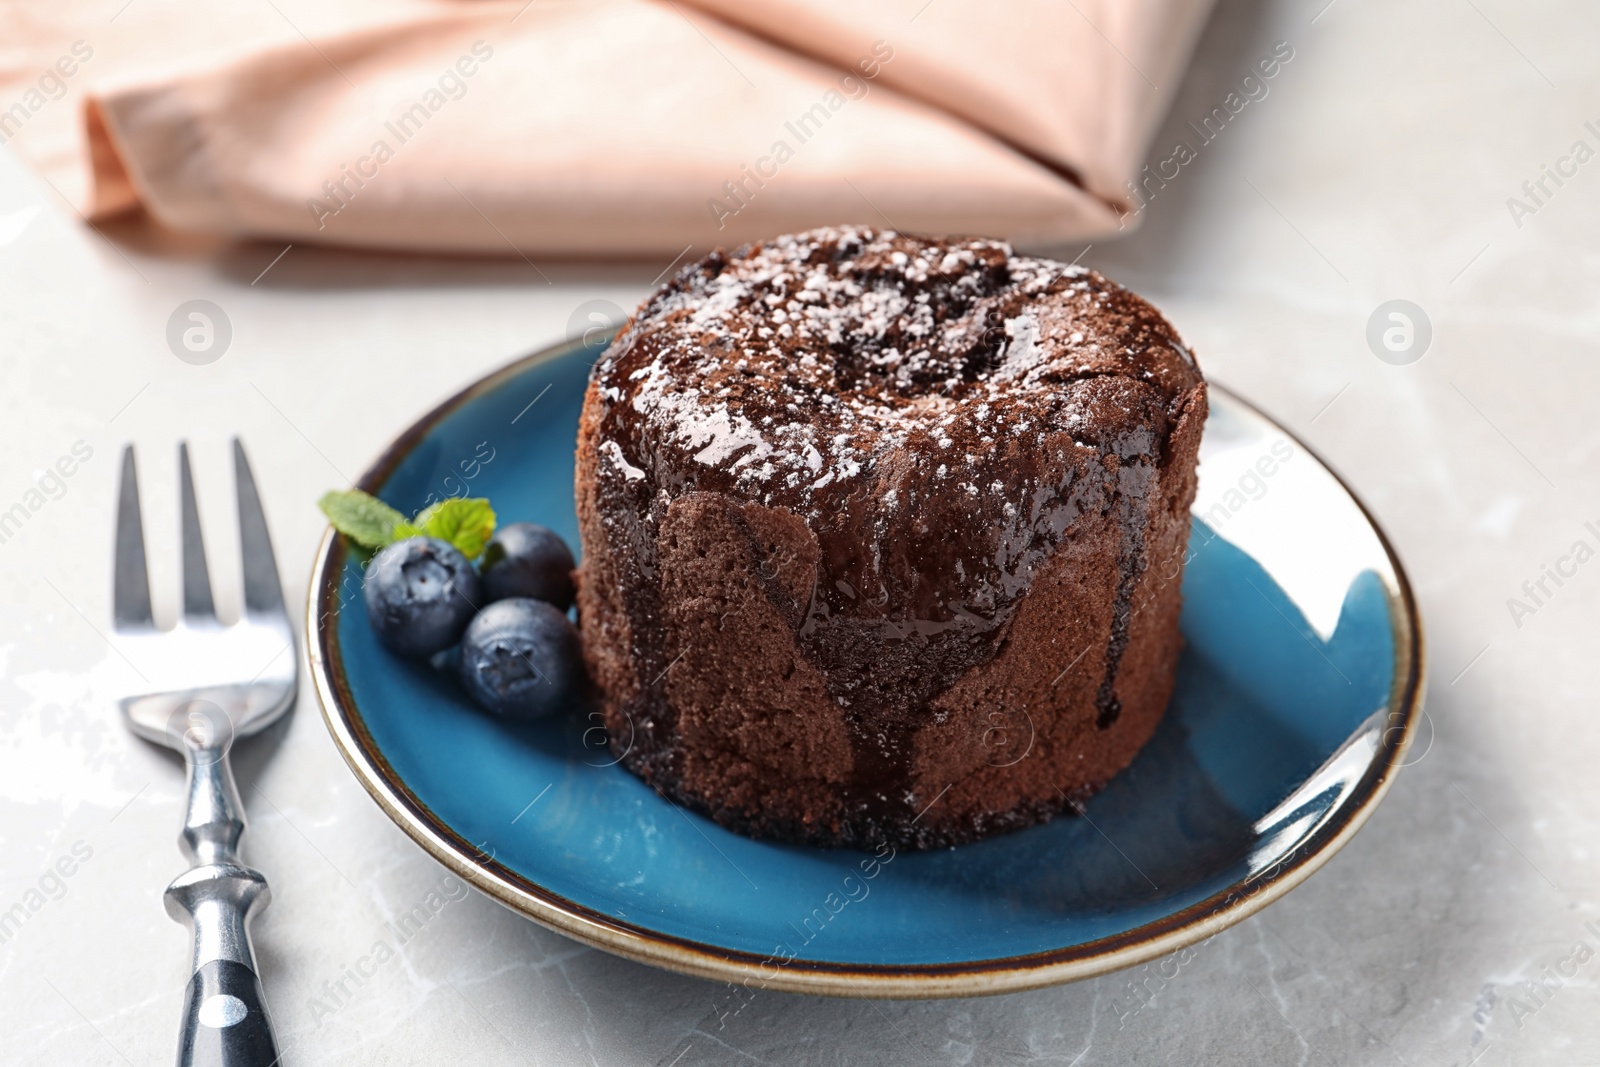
[575,227,1206,849]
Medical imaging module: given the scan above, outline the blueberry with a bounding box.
[479,523,576,610]
[457,598,584,719]
[363,537,482,657]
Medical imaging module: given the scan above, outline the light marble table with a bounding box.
[3,0,1598,1063]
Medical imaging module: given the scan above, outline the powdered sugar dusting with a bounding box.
[599,439,645,481]
[591,226,1197,536]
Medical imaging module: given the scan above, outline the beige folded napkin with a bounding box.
[1,0,1214,257]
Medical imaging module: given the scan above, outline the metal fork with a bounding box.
[115,441,296,1067]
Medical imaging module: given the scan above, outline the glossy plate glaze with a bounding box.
[308,335,1423,999]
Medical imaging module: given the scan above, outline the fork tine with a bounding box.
[178,442,216,620]
[114,445,154,628]
[233,439,285,617]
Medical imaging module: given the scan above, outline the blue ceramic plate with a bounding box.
[308,336,1423,998]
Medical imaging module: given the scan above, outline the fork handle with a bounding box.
[175,958,279,1067]
[164,745,280,1067]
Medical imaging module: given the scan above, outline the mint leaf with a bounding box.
[413,498,496,559]
[318,490,497,558]
[317,489,408,549]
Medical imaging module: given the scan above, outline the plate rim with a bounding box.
[306,335,1426,999]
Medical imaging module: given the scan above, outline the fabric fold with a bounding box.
[676,0,1215,209]
[3,0,1215,256]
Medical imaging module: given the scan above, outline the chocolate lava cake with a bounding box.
[574,227,1206,850]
